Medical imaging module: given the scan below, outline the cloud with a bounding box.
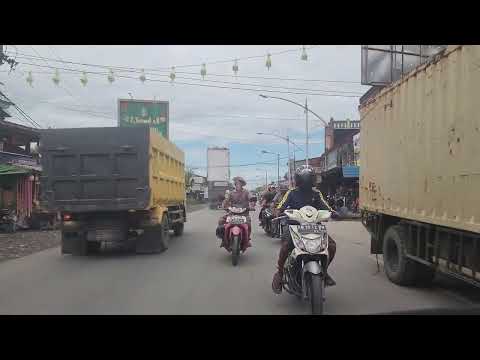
[2,45,366,176]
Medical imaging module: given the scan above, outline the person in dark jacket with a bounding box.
[259,185,277,225]
[272,166,337,294]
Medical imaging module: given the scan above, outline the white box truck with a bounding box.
[207,147,231,209]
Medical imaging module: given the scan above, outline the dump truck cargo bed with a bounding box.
[359,45,480,234]
[40,126,185,213]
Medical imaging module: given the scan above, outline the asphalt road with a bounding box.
[0,207,476,315]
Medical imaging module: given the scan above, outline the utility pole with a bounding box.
[305,97,309,167]
[277,153,280,187]
[293,148,296,178]
[286,133,291,187]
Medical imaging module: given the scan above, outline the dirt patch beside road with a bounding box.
[0,230,61,263]
[0,204,205,263]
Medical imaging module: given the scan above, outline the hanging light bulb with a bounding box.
[52,69,60,86]
[301,45,308,61]
[26,71,33,87]
[80,71,88,86]
[266,53,272,70]
[170,66,176,83]
[201,63,207,80]
[232,59,239,77]
[139,69,146,83]
[107,69,115,83]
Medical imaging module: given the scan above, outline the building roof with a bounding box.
[0,164,29,176]
[0,108,11,119]
[0,119,40,143]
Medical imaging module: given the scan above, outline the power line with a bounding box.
[6,46,319,73]
[26,46,87,104]
[14,62,361,98]
[13,60,364,96]
[6,48,363,85]
[0,90,42,128]
[188,156,289,169]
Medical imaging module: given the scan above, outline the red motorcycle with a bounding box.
[223,206,252,266]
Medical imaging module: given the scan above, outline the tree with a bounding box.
[185,167,195,192]
[0,46,18,71]
[254,186,264,193]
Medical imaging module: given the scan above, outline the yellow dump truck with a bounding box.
[40,126,186,255]
[360,45,480,288]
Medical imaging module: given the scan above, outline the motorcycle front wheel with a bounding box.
[308,274,325,315]
[231,235,240,266]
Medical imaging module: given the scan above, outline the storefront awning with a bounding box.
[0,164,29,175]
[342,166,359,178]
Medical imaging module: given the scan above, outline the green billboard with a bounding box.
[118,99,169,139]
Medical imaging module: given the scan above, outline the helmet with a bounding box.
[294,165,316,190]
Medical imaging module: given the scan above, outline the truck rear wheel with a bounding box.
[159,213,170,251]
[383,225,417,286]
[61,231,87,256]
[172,223,184,236]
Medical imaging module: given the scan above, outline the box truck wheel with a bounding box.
[172,223,184,236]
[382,225,417,286]
[159,213,170,251]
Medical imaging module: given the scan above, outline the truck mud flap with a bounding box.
[135,227,164,254]
[61,231,87,256]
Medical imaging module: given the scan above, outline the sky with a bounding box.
[1,45,369,190]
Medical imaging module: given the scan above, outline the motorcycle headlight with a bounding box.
[304,239,323,254]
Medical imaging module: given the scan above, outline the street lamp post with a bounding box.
[257,131,303,187]
[259,94,328,168]
[305,98,309,166]
[256,168,268,190]
[261,150,280,187]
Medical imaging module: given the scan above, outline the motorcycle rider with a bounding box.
[272,166,337,294]
[272,183,289,214]
[216,176,253,249]
[259,185,276,226]
[271,183,289,236]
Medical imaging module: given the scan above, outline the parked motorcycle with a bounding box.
[276,206,333,315]
[222,206,252,266]
[0,208,17,233]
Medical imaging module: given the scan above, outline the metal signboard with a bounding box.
[118,99,169,139]
[361,45,447,86]
[327,149,338,171]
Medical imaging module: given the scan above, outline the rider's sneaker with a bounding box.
[272,271,283,294]
[325,274,336,287]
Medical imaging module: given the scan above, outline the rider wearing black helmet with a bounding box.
[271,165,337,294]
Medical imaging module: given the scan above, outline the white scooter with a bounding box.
[276,206,333,315]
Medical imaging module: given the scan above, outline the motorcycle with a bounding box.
[262,206,274,237]
[0,208,17,233]
[222,206,252,266]
[275,206,333,315]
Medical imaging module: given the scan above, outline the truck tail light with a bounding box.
[63,214,72,221]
